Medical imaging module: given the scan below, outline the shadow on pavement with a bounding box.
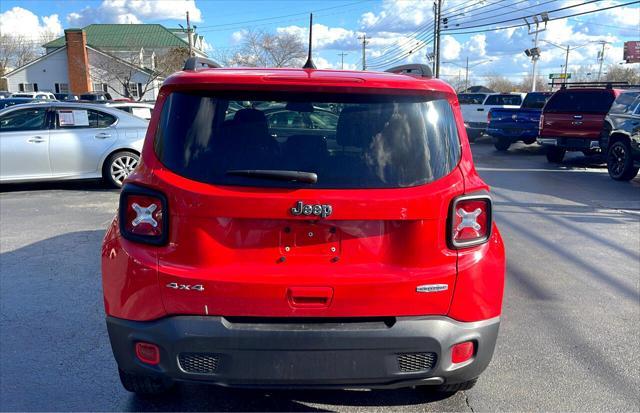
[127,385,454,412]
[0,179,115,193]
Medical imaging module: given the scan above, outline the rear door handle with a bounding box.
[27,136,45,143]
[95,132,112,139]
[477,108,484,111]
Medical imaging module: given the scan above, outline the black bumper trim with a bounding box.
[107,315,500,389]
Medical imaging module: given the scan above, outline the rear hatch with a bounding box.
[151,90,464,318]
[541,89,615,139]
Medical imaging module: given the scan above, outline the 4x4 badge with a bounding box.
[166,282,205,292]
[291,201,332,218]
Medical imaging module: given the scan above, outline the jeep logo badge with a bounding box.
[291,201,332,218]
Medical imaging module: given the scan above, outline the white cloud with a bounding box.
[66,0,202,26]
[0,7,63,41]
[277,24,357,51]
[441,36,461,61]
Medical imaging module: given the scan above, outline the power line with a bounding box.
[444,0,561,27]
[443,0,639,35]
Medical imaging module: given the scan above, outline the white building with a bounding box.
[3,24,208,100]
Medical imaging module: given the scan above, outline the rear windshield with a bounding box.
[154,91,461,189]
[521,93,552,109]
[544,90,616,114]
[484,94,522,106]
[458,94,486,105]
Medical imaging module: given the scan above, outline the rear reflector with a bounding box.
[449,194,492,248]
[451,341,475,364]
[135,342,160,365]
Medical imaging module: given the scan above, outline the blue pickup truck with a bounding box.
[487,92,553,151]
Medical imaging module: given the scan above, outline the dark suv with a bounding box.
[600,90,640,180]
[538,86,621,163]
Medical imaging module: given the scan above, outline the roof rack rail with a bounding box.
[183,57,222,71]
[385,64,432,78]
[551,81,629,90]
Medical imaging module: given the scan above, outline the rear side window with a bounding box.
[55,109,116,128]
[458,94,486,104]
[0,108,47,131]
[484,94,522,106]
[155,91,461,189]
[609,92,640,114]
[544,91,616,114]
[521,93,552,109]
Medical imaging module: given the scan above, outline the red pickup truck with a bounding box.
[538,86,621,163]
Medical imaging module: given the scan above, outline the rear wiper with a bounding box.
[226,169,318,184]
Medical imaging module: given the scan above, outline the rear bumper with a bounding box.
[465,122,488,132]
[487,127,538,141]
[537,137,600,151]
[107,315,500,389]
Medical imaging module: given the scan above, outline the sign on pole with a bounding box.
[623,41,640,63]
[548,73,571,79]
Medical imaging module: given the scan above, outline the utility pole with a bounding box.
[338,52,348,70]
[186,11,193,57]
[358,34,368,70]
[434,0,443,78]
[524,13,548,92]
[432,1,438,75]
[464,56,469,91]
[563,45,570,85]
[597,41,608,81]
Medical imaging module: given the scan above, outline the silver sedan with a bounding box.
[0,102,148,187]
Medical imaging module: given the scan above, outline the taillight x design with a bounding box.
[449,194,492,248]
[119,184,168,245]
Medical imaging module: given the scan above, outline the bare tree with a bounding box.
[604,64,640,84]
[87,47,189,100]
[229,30,306,68]
[0,34,40,76]
[518,75,548,92]
[484,74,517,93]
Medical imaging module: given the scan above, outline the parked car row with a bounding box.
[462,85,639,182]
[0,102,148,187]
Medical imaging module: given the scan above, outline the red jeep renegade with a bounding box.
[102,58,506,396]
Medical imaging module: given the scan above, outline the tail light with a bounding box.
[135,342,160,365]
[539,114,544,131]
[487,110,492,122]
[119,184,168,245]
[449,194,492,248]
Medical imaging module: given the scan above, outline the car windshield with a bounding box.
[608,91,639,114]
[484,94,522,106]
[521,93,551,109]
[458,94,486,105]
[155,91,461,189]
[544,91,616,114]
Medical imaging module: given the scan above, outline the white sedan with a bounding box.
[0,102,148,187]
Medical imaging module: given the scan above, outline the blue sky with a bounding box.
[1,0,639,83]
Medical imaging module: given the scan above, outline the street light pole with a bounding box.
[465,56,469,92]
[597,41,608,81]
[563,45,570,84]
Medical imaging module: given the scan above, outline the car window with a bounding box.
[309,111,338,129]
[609,92,640,114]
[55,109,116,128]
[521,93,552,109]
[268,111,306,128]
[458,94,486,105]
[484,94,523,106]
[544,91,616,114]
[0,107,47,131]
[131,107,152,120]
[154,91,462,189]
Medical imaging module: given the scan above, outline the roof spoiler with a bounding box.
[385,64,433,78]
[183,57,222,71]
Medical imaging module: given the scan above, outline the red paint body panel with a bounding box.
[101,67,505,323]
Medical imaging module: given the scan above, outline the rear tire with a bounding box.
[466,130,480,143]
[103,150,139,188]
[494,137,511,151]
[118,369,173,396]
[546,147,566,163]
[523,138,536,145]
[607,140,639,181]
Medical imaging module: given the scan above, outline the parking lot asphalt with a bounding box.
[1,139,639,412]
